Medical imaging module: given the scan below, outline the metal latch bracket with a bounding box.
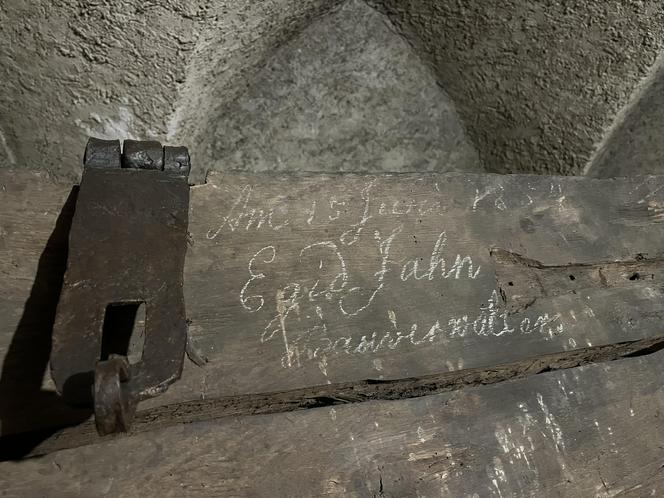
[50,138,191,435]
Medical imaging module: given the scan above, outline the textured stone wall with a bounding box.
[187,0,479,180]
[371,0,664,175]
[586,55,664,178]
[2,0,664,180]
[0,0,339,180]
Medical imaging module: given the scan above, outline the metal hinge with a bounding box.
[50,138,191,435]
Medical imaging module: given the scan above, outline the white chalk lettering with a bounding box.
[240,245,276,312]
[207,185,289,240]
[400,231,481,281]
[278,293,565,368]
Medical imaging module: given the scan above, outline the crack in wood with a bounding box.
[492,248,664,313]
[3,334,664,460]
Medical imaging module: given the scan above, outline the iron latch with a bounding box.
[50,138,191,435]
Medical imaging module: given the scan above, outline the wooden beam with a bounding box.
[3,335,659,458]
[2,347,663,496]
[3,171,664,436]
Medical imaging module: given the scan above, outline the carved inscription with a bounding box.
[205,178,568,369]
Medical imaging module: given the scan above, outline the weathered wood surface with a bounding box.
[2,349,663,497]
[180,171,664,402]
[4,171,664,435]
[9,336,659,459]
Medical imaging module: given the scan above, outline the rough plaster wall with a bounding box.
[370,0,664,175]
[197,0,479,178]
[0,0,340,181]
[0,0,200,180]
[3,0,664,179]
[165,1,348,181]
[586,54,664,178]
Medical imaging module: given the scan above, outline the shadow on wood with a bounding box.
[0,186,91,459]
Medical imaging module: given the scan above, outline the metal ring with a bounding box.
[94,355,137,435]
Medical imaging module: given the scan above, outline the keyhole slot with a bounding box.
[101,302,146,365]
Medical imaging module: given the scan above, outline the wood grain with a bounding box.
[3,170,664,496]
[4,171,664,436]
[5,334,660,459]
[173,172,664,407]
[1,346,663,497]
